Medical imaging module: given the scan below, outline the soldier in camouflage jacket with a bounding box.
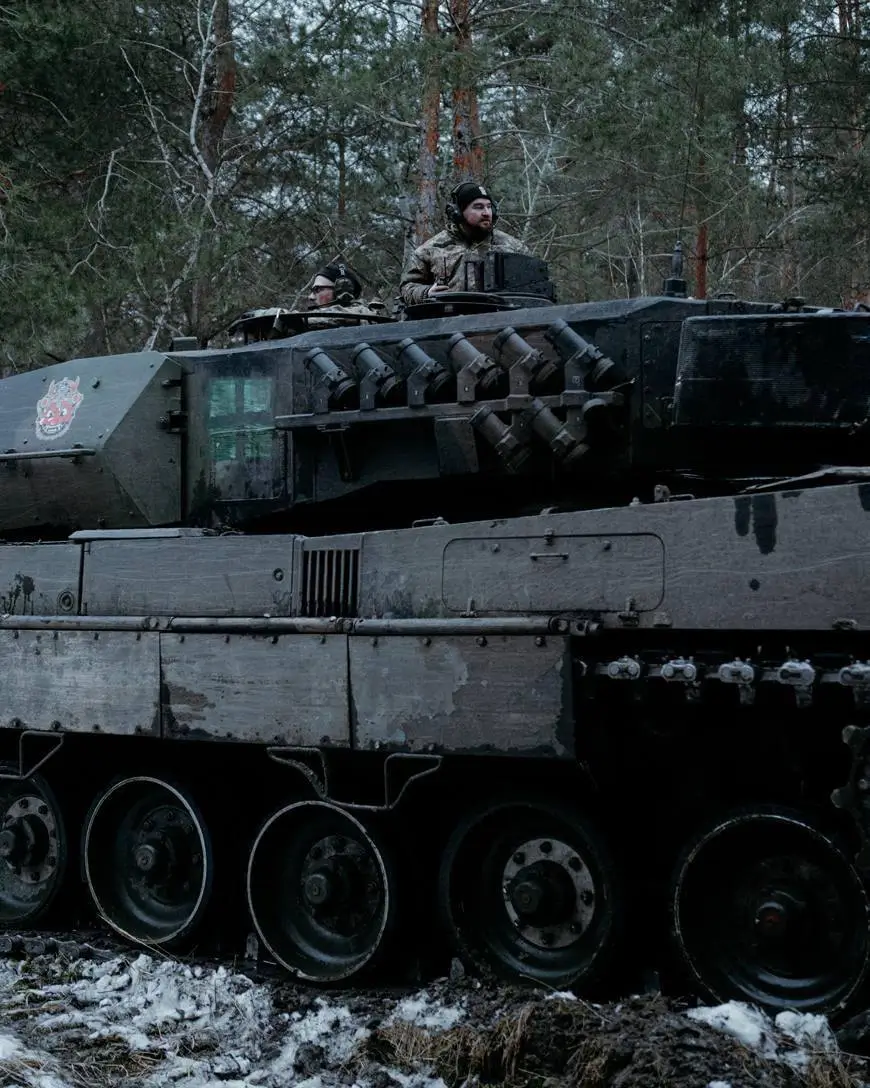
[400,182,531,307]
[301,261,385,327]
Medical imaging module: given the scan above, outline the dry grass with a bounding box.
[0,1050,160,1088]
[64,1043,164,1088]
[363,996,870,1088]
[365,998,583,1085]
[0,1034,165,1088]
[802,1052,867,1088]
[374,1020,484,1081]
[564,1037,612,1088]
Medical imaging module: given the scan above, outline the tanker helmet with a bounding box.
[312,262,362,304]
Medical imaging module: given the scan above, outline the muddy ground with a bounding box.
[0,937,867,1087]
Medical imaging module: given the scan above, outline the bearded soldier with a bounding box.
[400,182,532,307]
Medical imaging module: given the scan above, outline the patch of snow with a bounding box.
[389,991,465,1031]
[544,990,577,1002]
[0,953,452,1088]
[688,1002,778,1058]
[707,1081,731,1088]
[688,1001,840,1071]
[0,1028,73,1088]
[0,1033,22,1059]
[269,999,371,1079]
[775,1010,837,1053]
[389,1073,450,1088]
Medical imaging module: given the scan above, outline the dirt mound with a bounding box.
[361,986,869,1088]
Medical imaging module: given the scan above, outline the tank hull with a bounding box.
[0,482,868,1011]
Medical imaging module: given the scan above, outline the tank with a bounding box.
[2,259,870,1018]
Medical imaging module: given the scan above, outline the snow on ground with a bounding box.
[387,992,465,1031]
[687,1001,839,1069]
[0,952,451,1087]
[0,947,862,1088]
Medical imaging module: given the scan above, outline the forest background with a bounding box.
[2,0,869,371]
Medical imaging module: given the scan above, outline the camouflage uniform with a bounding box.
[306,300,385,328]
[400,223,532,307]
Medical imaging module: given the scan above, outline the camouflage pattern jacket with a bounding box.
[400,224,532,306]
[306,300,385,328]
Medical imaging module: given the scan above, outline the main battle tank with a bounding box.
[2,250,870,1018]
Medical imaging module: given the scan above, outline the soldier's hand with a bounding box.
[427,283,451,296]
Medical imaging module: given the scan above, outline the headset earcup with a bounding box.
[445,202,464,227]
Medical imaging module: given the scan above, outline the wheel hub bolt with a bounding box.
[134,844,160,872]
[511,879,543,916]
[756,900,788,936]
[304,872,332,906]
[0,827,20,859]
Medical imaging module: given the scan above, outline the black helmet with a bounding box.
[313,262,361,302]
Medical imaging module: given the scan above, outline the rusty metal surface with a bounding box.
[0,630,159,735]
[349,634,571,756]
[160,633,349,744]
[442,533,665,613]
[82,536,296,617]
[0,544,80,616]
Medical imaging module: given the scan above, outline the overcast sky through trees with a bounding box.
[1,0,869,369]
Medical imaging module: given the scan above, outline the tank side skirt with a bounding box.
[159,631,350,745]
[0,615,568,635]
[0,621,574,757]
[0,629,160,737]
[348,634,573,757]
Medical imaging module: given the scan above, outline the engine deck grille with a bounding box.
[300,547,360,618]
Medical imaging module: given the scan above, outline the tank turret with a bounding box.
[0,350,182,535]
[4,283,870,538]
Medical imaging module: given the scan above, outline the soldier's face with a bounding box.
[463,199,493,230]
[308,279,335,308]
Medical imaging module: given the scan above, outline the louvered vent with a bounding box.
[301,548,360,617]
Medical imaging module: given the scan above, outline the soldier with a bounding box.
[304,262,386,327]
[307,263,373,313]
[226,262,385,344]
[400,182,532,307]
